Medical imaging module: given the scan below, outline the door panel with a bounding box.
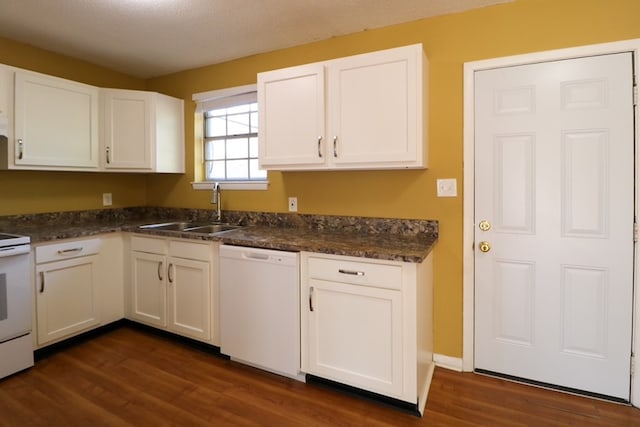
[168,257,210,340]
[307,279,403,397]
[474,53,634,400]
[130,251,166,327]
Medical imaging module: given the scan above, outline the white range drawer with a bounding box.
[35,237,102,264]
[306,254,402,290]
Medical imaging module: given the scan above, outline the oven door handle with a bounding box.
[0,245,30,258]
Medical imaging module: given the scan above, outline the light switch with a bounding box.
[102,193,113,206]
[436,179,457,197]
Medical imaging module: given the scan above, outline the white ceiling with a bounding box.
[0,0,512,79]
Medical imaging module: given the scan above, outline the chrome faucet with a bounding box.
[211,182,221,223]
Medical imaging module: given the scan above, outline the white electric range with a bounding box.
[0,232,33,379]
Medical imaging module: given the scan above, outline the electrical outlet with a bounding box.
[288,197,298,212]
[102,193,113,206]
[436,179,457,197]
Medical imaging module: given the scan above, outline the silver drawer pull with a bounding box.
[338,269,365,276]
[57,247,83,255]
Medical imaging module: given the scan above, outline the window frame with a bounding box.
[191,84,268,191]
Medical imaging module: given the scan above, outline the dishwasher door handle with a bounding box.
[244,252,270,260]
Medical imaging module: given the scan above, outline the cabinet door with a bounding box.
[306,278,403,397]
[167,257,211,341]
[130,251,166,327]
[258,63,326,169]
[14,70,99,169]
[36,256,100,345]
[328,44,424,169]
[97,234,125,324]
[0,65,12,139]
[102,89,153,170]
[155,93,185,173]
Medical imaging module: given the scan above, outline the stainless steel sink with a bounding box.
[138,221,199,231]
[184,224,240,234]
[137,221,241,235]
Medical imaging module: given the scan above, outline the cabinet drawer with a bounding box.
[307,256,402,290]
[131,236,167,254]
[36,238,101,264]
[169,239,211,261]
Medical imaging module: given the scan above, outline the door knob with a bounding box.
[479,220,491,231]
[478,241,491,253]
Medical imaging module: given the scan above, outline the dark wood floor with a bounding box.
[1,325,638,426]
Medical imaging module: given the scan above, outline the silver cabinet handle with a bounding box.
[338,268,365,276]
[317,136,323,158]
[57,247,83,255]
[106,146,111,164]
[168,263,174,283]
[333,136,338,157]
[309,286,314,312]
[17,139,23,160]
[157,261,163,281]
[39,271,45,293]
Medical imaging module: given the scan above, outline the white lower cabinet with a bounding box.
[129,236,217,344]
[301,251,434,415]
[34,236,123,348]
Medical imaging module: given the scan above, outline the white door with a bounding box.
[474,53,634,400]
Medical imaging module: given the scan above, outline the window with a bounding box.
[192,84,267,190]
[204,101,266,181]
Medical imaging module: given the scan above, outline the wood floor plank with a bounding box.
[1,325,638,426]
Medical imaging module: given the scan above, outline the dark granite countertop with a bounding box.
[0,208,438,263]
[132,225,436,263]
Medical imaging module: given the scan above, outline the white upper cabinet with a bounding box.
[102,89,185,173]
[258,44,428,171]
[0,64,185,173]
[258,63,326,168]
[10,69,100,170]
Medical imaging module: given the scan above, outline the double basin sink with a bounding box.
[138,221,242,236]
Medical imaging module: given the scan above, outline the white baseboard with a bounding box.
[434,353,463,372]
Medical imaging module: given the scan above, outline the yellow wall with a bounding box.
[2,0,640,358]
[146,0,640,358]
[0,37,148,214]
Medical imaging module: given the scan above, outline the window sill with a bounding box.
[191,181,269,191]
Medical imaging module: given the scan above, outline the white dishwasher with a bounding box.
[219,245,303,381]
